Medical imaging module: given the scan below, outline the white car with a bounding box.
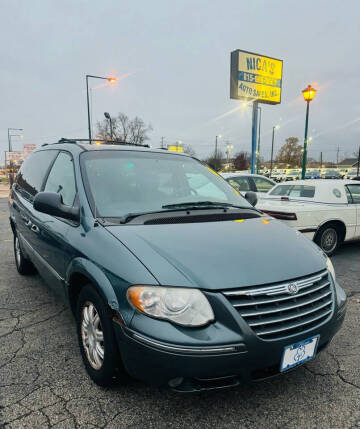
[221,173,276,198]
[257,180,360,255]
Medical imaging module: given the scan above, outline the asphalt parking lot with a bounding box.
[0,196,360,429]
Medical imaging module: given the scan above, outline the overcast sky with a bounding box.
[1,0,360,163]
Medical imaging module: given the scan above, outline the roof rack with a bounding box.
[41,138,150,148]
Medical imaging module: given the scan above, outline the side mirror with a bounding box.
[33,192,79,222]
[245,191,258,207]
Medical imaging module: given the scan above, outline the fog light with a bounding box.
[168,377,184,388]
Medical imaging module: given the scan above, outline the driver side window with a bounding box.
[44,152,76,206]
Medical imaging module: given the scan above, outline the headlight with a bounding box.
[127,286,214,327]
[326,256,336,282]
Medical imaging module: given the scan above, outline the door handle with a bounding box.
[31,224,40,234]
[25,220,32,227]
[21,213,29,222]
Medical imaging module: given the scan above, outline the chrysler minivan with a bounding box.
[8,139,346,391]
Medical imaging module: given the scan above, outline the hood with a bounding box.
[106,217,325,290]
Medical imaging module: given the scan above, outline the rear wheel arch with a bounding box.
[315,220,346,243]
[314,220,346,255]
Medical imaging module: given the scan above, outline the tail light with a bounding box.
[262,210,297,221]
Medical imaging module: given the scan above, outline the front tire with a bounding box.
[315,224,340,256]
[14,233,36,275]
[76,285,122,387]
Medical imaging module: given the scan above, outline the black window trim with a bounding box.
[42,149,80,226]
[345,184,360,205]
[42,149,78,199]
[249,176,273,193]
[15,149,60,203]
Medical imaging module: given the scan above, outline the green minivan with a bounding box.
[9,140,346,391]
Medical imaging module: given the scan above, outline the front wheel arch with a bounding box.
[66,258,121,316]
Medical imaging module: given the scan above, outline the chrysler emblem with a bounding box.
[287,283,299,295]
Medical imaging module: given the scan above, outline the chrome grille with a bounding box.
[223,270,333,340]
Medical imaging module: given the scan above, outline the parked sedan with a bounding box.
[9,141,346,391]
[285,170,301,181]
[346,169,359,180]
[221,173,275,197]
[257,179,360,255]
[324,170,341,179]
[305,170,321,179]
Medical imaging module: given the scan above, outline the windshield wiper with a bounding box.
[116,202,254,224]
[162,201,250,209]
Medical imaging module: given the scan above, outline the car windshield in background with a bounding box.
[80,151,250,217]
[270,184,316,198]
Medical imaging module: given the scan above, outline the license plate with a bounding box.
[280,335,320,372]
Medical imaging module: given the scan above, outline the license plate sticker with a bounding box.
[280,335,320,372]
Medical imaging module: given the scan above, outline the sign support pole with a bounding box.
[251,101,259,174]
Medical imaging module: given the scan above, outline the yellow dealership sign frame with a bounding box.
[230,50,283,105]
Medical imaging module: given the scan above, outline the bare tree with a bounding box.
[96,112,152,144]
[183,144,196,157]
[233,151,250,170]
[276,137,302,167]
[129,116,153,145]
[206,150,225,171]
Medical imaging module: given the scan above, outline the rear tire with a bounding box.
[76,285,123,387]
[14,233,36,275]
[315,224,340,256]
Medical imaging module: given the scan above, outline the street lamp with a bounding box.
[226,143,233,168]
[301,84,317,179]
[104,112,113,141]
[215,135,222,170]
[86,74,117,144]
[7,128,23,187]
[270,125,280,178]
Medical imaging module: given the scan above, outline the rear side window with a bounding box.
[252,177,274,193]
[270,184,315,198]
[346,184,360,204]
[16,150,58,200]
[44,152,76,206]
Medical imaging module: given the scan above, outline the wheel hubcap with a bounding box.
[81,301,104,370]
[321,228,337,253]
[15,237,21,266]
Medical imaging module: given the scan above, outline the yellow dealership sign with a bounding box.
[168,145,183,152]
[230,50,283,104]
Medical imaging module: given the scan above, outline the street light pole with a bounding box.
[257,106,262,173]
[86,74,116,144]
[270,126,276,178]
[215,135,221,170]
[301,101,310,179]
[301,84,317,179]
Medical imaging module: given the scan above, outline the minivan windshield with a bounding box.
[81,150,251,217]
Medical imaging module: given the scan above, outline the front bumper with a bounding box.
[113,282,346,392]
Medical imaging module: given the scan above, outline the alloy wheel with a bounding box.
[81,301,105,370]
[321,228,338,254]
[15,236,21,267]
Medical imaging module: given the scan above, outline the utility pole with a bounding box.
[320,152,323,169]
[357,146,360,177]
[215,135,221,170]
[336,146,340,167]
[160,137,165,149]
